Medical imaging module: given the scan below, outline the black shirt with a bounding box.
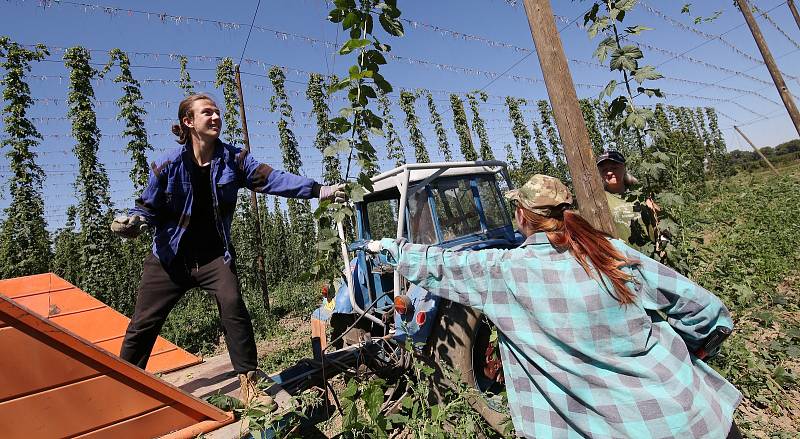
[179,163,225,264]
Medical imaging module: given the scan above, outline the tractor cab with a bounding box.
[315,161,521,344]
[311,161,521,432]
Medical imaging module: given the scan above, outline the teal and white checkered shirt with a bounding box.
[380,233,741,438]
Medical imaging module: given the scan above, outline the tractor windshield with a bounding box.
[363,172,511,244]
[366,198,399,240]
[476,176,509,230]
[430,178,482,241]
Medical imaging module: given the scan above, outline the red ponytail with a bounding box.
[521,209,636,304]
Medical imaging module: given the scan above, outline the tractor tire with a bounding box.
[428,299,509,435]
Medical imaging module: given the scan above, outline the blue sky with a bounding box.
[0,0,798,230]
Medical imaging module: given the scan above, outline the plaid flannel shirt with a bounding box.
[131,140,317,267]
[380,233,741,438]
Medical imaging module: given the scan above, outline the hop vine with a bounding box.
[505,96,536,182]
[504,143,519,170]
[269,65,314,273]
[580,98,605,155]
[307,73,343,184]
[537,100,569,182]
[100,48,152,191]
[399,89,429,163]
[0,37,51,278]
[705,107,732,177]
[179,55,194,96]
[64,46,118,303]
[214,57,243,146]
[449,93,477,161]
[378,90,405,167]
[99,48,153,314]
[531,118,554,176]
[269,66,303,175]
[467,91,493,160]
[424,90,452,161]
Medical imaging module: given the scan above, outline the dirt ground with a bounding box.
[736,275,800,438]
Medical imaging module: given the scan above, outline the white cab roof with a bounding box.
[368,160,508,194]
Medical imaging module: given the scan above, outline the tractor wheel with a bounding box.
[428,299,509,434]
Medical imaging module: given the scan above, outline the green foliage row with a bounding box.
[683,168,800,433]
[0,38,51,279]
[399,89,430,163]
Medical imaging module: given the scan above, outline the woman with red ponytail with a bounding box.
[369,174,741,439]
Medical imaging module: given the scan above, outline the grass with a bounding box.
[684,164,800,437]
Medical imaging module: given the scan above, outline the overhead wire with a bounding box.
[238,0,263,66]
[646,1,797,81]
[22,2,793,97]
[476,6,589,93]
[751,2,800,50]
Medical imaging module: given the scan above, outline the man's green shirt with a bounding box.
[606,191,639,245]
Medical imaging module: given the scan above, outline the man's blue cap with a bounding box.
[596,149,626,165]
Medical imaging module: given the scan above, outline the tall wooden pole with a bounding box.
[235,64,271,311]
[521,0,614,235]
[788,0,800,31]
[734,125,780,175]
[736,0,800,136]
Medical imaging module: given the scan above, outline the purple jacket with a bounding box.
[131,140,317,266]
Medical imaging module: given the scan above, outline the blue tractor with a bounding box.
[311,160,522,432]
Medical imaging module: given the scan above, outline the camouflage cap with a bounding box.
[504,174,573,217]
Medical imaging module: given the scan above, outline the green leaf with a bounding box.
[681,3,691,14]
[601,79,617,99]
[341,379,358,399]
[357,172,374,192]
[625,111,646,130]
[583,3,600,26]
[364,380,385,420]
[772,366,796,386]
[610,45,642,71]
[593,36,616,63]
[625,25,653,35]
[636,86,664,98]
[339,38,371,55]
[333,0,355,8]
[373,73,393,93]
[608,96,628,119]
[315,235,340,251]
[633,65,663,83]
[620,45,643,60]
[328,8,346,23]
[359,84,377,99]
[616,0,639,12]
[328,78,351,94]
[658,192,684,209]
[342,11,359,29]
[587,17,610,38]
[732,283,754,305]
[349,184,367,202]
[323,139,351,157]
[379,13,404,37]
[386,413,408,425]
[365,49,387,66]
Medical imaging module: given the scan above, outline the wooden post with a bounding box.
[234,64,271,311]
[521,0,615,235]
[734,125,780,175]
[788,0,800,31]
[736,0,800,137]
